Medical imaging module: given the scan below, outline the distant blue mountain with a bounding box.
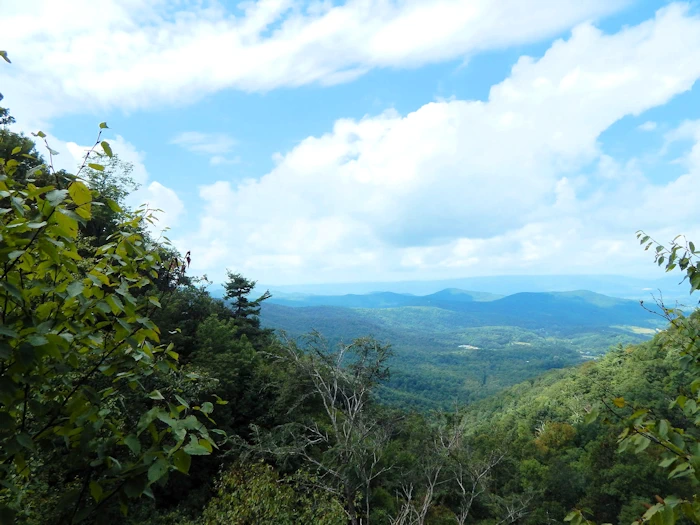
[208,274,690,304]
[266,288,502,308]
[257,274,688,301]
[262,288,661,334]
[259,288,664,408]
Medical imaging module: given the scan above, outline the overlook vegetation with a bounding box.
[3,80,700,525]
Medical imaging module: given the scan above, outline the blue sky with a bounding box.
[3,0,700,285]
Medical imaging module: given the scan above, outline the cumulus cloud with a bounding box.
[135,181,186,231]
[29,131,185,232]
[173,4,700,283]
[2,0,625,122]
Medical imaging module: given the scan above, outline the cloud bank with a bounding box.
[3,0,624,122]
[175,4,700,283]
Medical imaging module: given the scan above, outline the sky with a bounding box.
[2,0,700,287]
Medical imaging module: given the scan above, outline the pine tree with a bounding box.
[223,271,272,346]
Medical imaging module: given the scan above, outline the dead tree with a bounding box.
[265,333,395,525]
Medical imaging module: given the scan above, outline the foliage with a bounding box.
[197,462,346,525]
[566,233,700,525]
[0,123,222,523]
[80,155,139,248]
[220,271,273,349]
[262,302,655,409]
[3,74,699,525]
[252,334,394,525]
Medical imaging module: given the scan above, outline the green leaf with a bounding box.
[636,436,651,453]
[174,395,190,409]
[105,294,124,314]
[8,250,24,261]
[69,180,92,219]
[89,481,103,503]
[28,335,48,347]
[183,438,210,456]
[213,394,228,405]
[669,462,690,478]
[106,198,122,213]
[35,131,47,138]
[124,434,141,455]
[0,50,10,63]
[45,189,68,207]
[0,281,24,304]
[148,296,161,308]
[88,163,104,172]
[66,281,84,299]
[148,390,164,400]
[690,272,700,293]
[0,326,19,338]
[16,433,35,451]
[660,456,677,468]
[101,140,113,157]
[173,449,191,474]
[11,146,22,155]
[201,401,213,414]
[99,122,109,129]
[148,457,169,484]
[54,208,78,237]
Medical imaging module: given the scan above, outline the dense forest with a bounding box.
[260,293,659,409]
[3,89,700,525]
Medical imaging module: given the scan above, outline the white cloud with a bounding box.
[170,131,239,166]
[638,120,657,131]
[170,131,237,155]
[27,131,185,232]
[1,0,626,121]
[134,181,186,231]
[210,155,241,166]
[173,5,700,283]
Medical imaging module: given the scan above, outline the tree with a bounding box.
[391,412,506,525]
[254,334,394,525]
[199,462,346,525]
[81,155,139,247]
[567,232,700,525]
[224,271,271,321]
[0,101,43,184]
[0,94,16,127]
[0,121,222,523]
[222,271,272,346]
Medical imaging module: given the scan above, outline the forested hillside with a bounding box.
[261,291,660,408]
[3,90,700,525]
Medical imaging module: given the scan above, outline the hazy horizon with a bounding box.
[204,273,691,302]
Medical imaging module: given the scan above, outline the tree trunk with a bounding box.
[346,485,359,525]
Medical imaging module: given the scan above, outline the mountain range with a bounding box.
[255,273,690,301]
[259,288,664,408]
[264,288,659,331]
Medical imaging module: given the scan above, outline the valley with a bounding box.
[261,288,664,408]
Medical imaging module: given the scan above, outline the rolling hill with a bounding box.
[260,288,664,408]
